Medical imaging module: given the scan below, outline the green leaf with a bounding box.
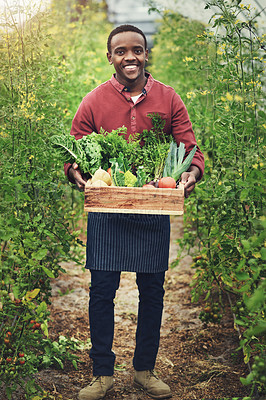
[245,286,265,311]
[240,371,254,386]
[37,301,48,314]
[32,248,48,260]
[163,141,197,181]
[261,247,266,260]
[54,356,64,369]
[240,189,249,201]
[42,266,55,278]
[246,321,266,337]
[136,166,147,187]
[25,288,40,301]
[241,240,250,251]
[235,271,250,280]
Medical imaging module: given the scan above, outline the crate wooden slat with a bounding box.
[84,185,184,215]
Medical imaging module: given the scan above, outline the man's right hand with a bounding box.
[68,162,87,191]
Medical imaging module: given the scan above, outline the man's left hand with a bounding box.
[180,166,200,198]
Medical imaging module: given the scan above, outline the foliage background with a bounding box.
[0,0,111,397]
[149,0,265,395]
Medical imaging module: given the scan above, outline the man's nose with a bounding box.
[125,50,136,60]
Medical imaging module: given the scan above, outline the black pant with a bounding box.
[89,270,165,376]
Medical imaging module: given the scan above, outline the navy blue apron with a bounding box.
[86,213,170,273]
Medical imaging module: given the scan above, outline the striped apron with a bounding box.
[86,213,171,273]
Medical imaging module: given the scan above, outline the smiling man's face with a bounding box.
[107,30,148,88]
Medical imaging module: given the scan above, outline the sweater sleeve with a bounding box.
[64,96,96,181]
[171,93,204,180]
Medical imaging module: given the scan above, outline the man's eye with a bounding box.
[117,50,124,55]
[135,50,142,54]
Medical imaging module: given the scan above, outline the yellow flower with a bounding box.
[183,56,193,62]
[226,92,233,101]
[234,94,242,102]
[186,91,196,99]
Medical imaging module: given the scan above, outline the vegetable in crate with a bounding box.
[162,141,197,182]
[51,128,139,176]
[51,134,102,176]
[133,113,172,182]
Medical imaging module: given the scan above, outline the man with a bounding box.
[65,25,204,400]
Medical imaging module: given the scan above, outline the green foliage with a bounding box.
[133,113,172,181]
[41,335,81,370]
[0,0,111,397]
[150,0,265,394]
[163,141,197,181]
[51,127,140,176]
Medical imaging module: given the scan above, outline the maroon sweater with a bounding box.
[64,73,204,180]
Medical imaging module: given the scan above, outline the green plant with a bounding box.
[149,0,265,395]
[0,0,112,398]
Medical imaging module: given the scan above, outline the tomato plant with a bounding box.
[150,0,265,396]
[0,0,111,398]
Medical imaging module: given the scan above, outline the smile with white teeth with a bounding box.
[124,65,138,70]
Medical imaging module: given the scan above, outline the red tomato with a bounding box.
[107,167,111,176]
[158,177,176,189]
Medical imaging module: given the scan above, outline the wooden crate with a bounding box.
[84,185,184,215]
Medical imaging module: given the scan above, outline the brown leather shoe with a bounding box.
[78,376,114,400]
[133,369,172,399]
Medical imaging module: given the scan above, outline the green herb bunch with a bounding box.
[133,113,172,181]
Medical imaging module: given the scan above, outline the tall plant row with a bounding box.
[0,0,111,398]
[150,0,265,394]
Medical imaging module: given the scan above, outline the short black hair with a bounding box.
[107,24,147,53]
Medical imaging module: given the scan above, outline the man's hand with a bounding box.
[180,165,200,198]
[68,162,87,191]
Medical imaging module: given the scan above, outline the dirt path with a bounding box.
[35,216,250,400]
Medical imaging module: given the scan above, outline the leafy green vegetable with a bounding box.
[163,141,197,181]
[51,134,102,175]
[110,152,127,187]
[51,114,174,184]
[93,127,139,171]
[135,166,147,187]
[133,113,171,181]
[76,134,102,175]
[51,128,139,176]
[51,135,78,164]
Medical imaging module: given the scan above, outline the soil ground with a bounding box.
[36,216,252,400]
[3,216,253,399]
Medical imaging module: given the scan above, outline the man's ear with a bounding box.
[107,52,112,65]
[145,49,149,62]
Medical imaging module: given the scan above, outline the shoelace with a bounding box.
[149,370,159,380]
[89,376,101,386]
